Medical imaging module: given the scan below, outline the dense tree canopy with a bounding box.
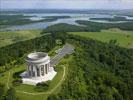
[0,32,67,73]
[0,83,5,99]
[0,34,57,66]
[42,21,133,34]
[0,31,132,99]
[48,33,133,100]
[5,88,18,100]
[76,20,133,31]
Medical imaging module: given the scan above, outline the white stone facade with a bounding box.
[20,52,57,85]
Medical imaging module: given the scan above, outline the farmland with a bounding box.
[0,30,42,47]
[69,28,133,48]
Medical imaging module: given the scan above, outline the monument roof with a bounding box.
[26,52,49,63]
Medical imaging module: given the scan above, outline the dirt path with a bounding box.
[7,72,10,89]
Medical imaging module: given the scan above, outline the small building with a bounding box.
[20,52,57,85]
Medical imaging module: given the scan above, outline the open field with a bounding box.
[69,29,133,48]
[0,30,42,47]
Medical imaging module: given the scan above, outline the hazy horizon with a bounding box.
[1,0,133,10]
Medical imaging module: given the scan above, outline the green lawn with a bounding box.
[69,28,133,48]
[0,64,26,89]
[13,65,64,93]
[16,93,48,100]
[0,63,65,100]
[0,52,72,100]
[0,29,42,47]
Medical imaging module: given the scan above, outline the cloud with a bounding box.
[0,0,133,9]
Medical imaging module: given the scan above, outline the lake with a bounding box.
[1,13,133,31]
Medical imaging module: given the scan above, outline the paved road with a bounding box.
[50,43,74,66]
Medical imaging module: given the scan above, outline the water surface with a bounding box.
[2,13,133,31]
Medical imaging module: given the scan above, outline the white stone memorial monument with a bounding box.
[20,52,57,85]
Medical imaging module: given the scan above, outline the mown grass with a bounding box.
[0,48,73,100]
[16,93,48,100]
[0,62,65,100]
[0,29,42,47]
[13,66,64,93]
[69,28,133,48]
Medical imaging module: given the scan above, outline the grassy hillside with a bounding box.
[0,32,133,100]
[48,33,133,100]
[0,30,42,47]
[0,46,71,100]
[69,29,133,48]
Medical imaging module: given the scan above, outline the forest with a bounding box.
[90,16,133,21]
[0,33,58,72]
[42,21,133,34]
[0,32,133,100]
[42,23,85,33]
[0,15,70,26]
[76,20,133,31]
[47,33,133,100]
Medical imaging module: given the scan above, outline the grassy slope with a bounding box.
[69,29,133,48]
[0,30,42,47]
[0,46,72,100]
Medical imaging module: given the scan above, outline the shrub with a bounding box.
[0,73,4,77]
[0,83,5,98]
[34,81,51,92]
[13,70,25,79]
[12,79,22,86]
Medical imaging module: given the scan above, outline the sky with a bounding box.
[0,0,133,10]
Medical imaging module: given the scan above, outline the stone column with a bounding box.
[45,64,48,74]
[46,64,48,74]
[43,65,45,75]
[48,63,50,72]
[30,66,31,77]
[31,65,33,77]
[36,66,38,77]
[47,64,49,73]
[48,63,51,72]
[43,65,45,76]
[27,65,29,76]
[32,66,34,77]
[34,66,37,78]
[39,66,41,77]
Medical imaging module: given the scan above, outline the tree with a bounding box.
[56,39,62,45]
[0,83,5,99]
[5,87,18,100]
